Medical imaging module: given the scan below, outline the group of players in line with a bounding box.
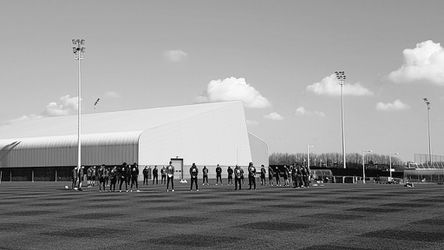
[71,161,311,192]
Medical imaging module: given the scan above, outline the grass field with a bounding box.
[1,180,444,249]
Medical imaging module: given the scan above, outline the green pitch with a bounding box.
[1,181,444,249]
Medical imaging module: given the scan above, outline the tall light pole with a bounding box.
[72,39,85,171]
[423,98,432,167]
[362,150,372,184]
[389,152,399,181]
[307,144,314,170]
[335,71,346,169]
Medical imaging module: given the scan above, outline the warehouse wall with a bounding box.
[138,102,253,173]
[0,132,141,168]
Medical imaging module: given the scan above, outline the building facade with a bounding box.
[0,101,268,181]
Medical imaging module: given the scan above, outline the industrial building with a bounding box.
[0,101,268,181]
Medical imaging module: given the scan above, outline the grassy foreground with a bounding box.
[1,181,444,249]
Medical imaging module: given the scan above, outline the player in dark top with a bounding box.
[152,166,159,184]
[248,162,257,190]
[161,166,166,185]
[86,167,92,187]
[119,162,128,192]
[166,161,175,192]
[275,166,280,186]
[216,164,222,185]
[202,166,209,185]
[283,165,289,187]
[143,166,149,185]
[130,163,140,192]
[189,163,199,191]
[227,166,233,185]
[104,167,110,187]
[91,166,99,186]
[78,166,85,191]
[303,166,310,188]
[268,166,274,186]
[260,165,266,185]
[234,165,242,190]
[126,165,131,190]
[72,166,78,190]
[98,164,106,192]
[109,166,117,192]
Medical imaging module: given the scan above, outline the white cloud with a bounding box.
[164,49,188,62]
[376,99,410,111]
[306,74,373,96]
[389,40,444,85]
[295,106,326,117]
[42,95,79,116]
[196,77,271,108]
[104,91,120,99]
[264,112,284,121]
[2,95,80,125]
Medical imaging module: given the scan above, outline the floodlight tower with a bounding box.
[335,71,347,169]
[423,98,432,166]
[72,39,85,171]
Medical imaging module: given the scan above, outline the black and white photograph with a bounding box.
[1,0,444,249]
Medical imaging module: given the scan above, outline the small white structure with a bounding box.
[0,101,268,181]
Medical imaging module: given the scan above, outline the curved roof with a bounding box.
[0,131,142,150]
[0,101,243,140]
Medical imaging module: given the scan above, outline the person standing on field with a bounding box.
[119,162,128,192]
[161,166,166,185]
[260,165,266,185]
[130,163,139,192]
[268,166,274,186]
[227,166,233,185]
[98,164,106,192]
[152,166,159,184]
[166,161,175,192]
[248,162,257,190]
[109,166,117,192]
[275,166,281,186]
[234,165,242,190]
[216,164,222,185]
[189,163,199,191]
[202,166,209,185]
[143,166,149,185]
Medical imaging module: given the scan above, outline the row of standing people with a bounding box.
[72,162,140,192]
[267,165,311,188]
[72,162,310,192]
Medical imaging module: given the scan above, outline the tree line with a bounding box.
[269,152,403,168]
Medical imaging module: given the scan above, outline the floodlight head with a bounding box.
[80,39,85,45]
[72,39,76,45]
[80,47,86,53]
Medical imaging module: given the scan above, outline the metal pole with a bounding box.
[336,71,347,169]
[389,153,392,180]
[73,39,85,173]
[362,152,365,184]
[77,53,82,171]
[341,82,347,169]
[423,98,432,167]
[427,104,432,166]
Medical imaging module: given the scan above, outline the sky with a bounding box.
[0,0,443,162]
